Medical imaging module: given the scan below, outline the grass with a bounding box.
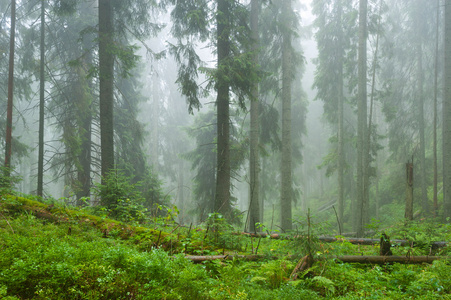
[1,194,451,299]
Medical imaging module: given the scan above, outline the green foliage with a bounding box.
[2,195,451,299]
[94,169,147,223]
[0,167,21,195]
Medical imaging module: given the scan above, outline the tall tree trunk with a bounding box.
[356,0,368,237]
[367,0,382,220]
[416,44,428,216]
[151,73,159,172]
[280,0,293,231]
[443,0,451,221]
[215,0,232,217]
[433,0,440,217]
[336,0,345,229]
[37,0,45,196]
[77,2,94,203]
[5,0,16,176]
[99,0,115,181]
[248,0,261,232]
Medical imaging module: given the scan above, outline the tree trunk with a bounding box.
[77,3,94,203]
[99,0,115,181]
[5,0,16,175]
[444,0,451,221]
[215,0,232,217]
[37,0,45,196]
[356,0,368,237]
[334,255,441,264]
[280,0,293,231]
[337,0,345,230]
[151,72,159,172]
[416,39,428,216]
[433,0,440,217]
[248,0,261,232]
[405,161,414,220]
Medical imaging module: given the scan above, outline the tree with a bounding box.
[169,0,258,219]
[98,0,115,181]
[248,0,261,232]
[37,0,45,197]
[5,0,16,175]
[414,0,429,216]
[356,0,368,237]
[312,0,354,229]
[215,0,232,216]
[280,0,294,231]
[443,0,451,220]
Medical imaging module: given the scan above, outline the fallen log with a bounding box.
[239,232,448,249]
[184,254,275,263]
[333,255,443,264]
[184,254,444,265]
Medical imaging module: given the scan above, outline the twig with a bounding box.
[0,211,14,234]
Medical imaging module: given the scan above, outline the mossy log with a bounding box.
[240,232,448,249]
[333,255,442,264]
[185,254,276,263]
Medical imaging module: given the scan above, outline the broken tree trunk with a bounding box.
[290,254,314,280]
[405,161,414,220]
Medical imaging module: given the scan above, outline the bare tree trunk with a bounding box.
[5,0,16,176]
[443,0,451,221]
[280,0,293,231]
[433,0,440,217]
[215,0,232,217]
[336,0,345,230]
[356,0,368,237]
[248,0,261,232]
[151,73,159,172]
[415,22,428,215]
[37,0,45,196]
[77,1,95,203]
[99,0,115,181]
[405,161,414,220]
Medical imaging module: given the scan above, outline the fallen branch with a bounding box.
[333,255,443,264]
[239,232,448,249]
[185,254,275,263]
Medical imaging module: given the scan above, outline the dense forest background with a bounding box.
[1,0,450,236]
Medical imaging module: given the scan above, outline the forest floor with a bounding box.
[1,194,451,299]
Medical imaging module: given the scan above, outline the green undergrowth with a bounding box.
[1,195,451,299]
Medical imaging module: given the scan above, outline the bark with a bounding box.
[433,0,440,217]
[248,0,261,232]
[99,0,115,180]
[185,254,273,263]
[379,233,393,256]
[5,0,16,173]
[184,254,443,265]
[37,0,45,197]
[151,73,159,172]
[416,34,428,215]
[239,232,448,249]
[77,6,94,202]
[290,254,314,280]
[215,0,232,217]
[334,255,441,264]
[405,161,414,220]
[280,0,293,231]
[444,0,451,221]
[356,0,368,237]
[337,0,345,230]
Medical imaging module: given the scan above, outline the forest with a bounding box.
[1,0,451,299]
